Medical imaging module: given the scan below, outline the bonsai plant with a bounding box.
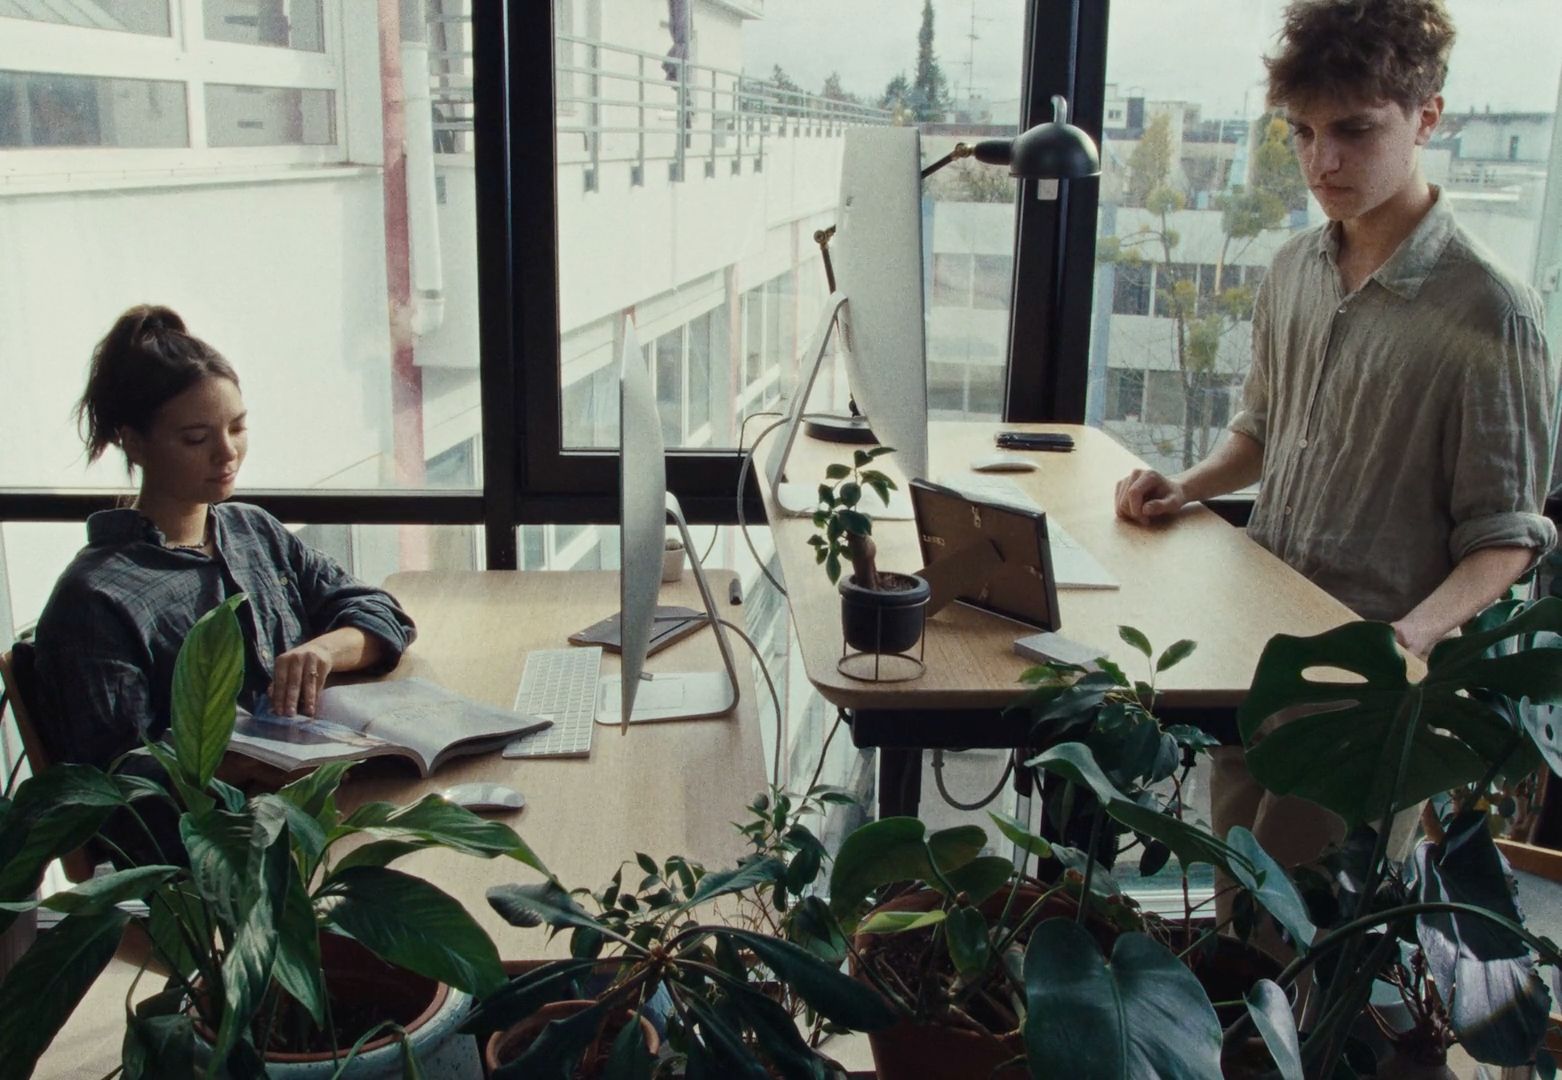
[0,594,544,1079]
[807,446,930,658]
[1218,593,1562,1077]
[464,781,892,1078]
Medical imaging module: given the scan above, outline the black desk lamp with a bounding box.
[805,95,1101,444]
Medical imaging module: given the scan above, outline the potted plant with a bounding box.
[0,594,544,1079]
[822,628,1316,1080]
[464,781,892,1077]
[662,534,686,582]
[1217,594,1562,1077]
[807,446,930,657]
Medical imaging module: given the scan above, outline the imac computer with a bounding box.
[764,125,929,521]
[597,319,742,729]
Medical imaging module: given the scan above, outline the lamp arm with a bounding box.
[920,142,975,179]
[813,226,837,293]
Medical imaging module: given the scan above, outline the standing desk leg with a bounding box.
[878,748,923,818]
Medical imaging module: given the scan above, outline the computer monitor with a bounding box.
[598,319,741,729]
[764,125,929,519]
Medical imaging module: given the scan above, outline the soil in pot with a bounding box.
[839,572,930,655]
[484,999,659,1078]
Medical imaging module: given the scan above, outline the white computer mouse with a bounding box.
[441,782,526,812]
[970,454,1038,473]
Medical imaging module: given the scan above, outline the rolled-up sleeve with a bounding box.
[1447,311,1558,566]
[1228,275,1274,446]
[284,534,417,672]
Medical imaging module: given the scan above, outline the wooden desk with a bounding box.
[37,570,764,1079]
[340,570,765,945]
[761,422,1391,815]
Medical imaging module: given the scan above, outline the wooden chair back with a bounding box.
[0,645,97,882]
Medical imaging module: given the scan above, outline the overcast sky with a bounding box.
[740,0,1562,118]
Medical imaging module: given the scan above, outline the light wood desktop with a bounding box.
[36,569,764,1079]
[762,421,1414,814]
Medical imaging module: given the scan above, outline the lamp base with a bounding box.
[803,414,878,444]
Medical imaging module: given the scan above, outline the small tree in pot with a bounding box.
[807,447,930,656]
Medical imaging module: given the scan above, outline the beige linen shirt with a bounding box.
[1229,191,1558,622]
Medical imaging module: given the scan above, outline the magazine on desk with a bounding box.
[229,677,552,777]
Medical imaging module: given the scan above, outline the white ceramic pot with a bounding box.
[661,543,685,582]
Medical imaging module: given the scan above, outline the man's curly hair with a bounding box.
[1265,0,1456,113]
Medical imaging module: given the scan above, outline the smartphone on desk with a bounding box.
[996,431,1074,452]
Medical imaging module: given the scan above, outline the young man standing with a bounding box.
[1114,0,1558,902]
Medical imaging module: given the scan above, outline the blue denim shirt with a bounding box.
[32,502,416,768]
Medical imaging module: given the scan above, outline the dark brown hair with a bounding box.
[76,305,240,465]
[1265,0,1456,112]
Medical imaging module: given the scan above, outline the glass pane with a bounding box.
[655,328,683,447]
[1,15,484,561]
[1086,0,1562,477]
[0,71,186,148]
[205,84,335,146]
[553,2,1028,447]
[204,0,324,52]
[0,0,169,35]
[687,311,712,435]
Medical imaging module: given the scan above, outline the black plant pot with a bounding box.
[839,572,931,655]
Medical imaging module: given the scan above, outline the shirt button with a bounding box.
[1336,305,1347,314]
[1299,438,1309,449]
[1284,505,1293,515]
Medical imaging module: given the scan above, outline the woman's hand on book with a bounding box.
[269,640,336,717]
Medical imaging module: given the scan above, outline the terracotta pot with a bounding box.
[852,882,1072,1080]
[193,933,480,1079]
[483,998,660,1078]
[1169,929,1284,1028]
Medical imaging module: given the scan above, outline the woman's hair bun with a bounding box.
[131,305,187,339]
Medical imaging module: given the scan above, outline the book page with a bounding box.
[229,709,393,772]
[315,677,542,773]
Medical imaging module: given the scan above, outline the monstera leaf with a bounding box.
[1023,920,1222,1079]
[1237,611,1562,827]
[1414,810,1550,1066]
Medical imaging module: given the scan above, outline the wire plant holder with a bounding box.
[837,594,928,683]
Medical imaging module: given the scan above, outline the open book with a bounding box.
[229,677,552,777]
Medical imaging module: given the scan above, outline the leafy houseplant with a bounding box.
[0,594,545,1079]
[1224,595,1562,1077]
[464,782,893,1078]
[824,629,1318,1080]
[807,446,930,657]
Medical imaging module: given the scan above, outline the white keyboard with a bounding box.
[936,474,1119,590]
[504,647,602,758]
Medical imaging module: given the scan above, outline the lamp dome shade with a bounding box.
[971,94,1101,180]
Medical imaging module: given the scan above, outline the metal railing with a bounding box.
[426,18,891,185]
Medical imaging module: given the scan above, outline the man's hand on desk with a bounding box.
[1115,468,1189,525]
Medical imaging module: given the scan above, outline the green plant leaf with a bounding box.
[139,741,214,816]
[0,909,129,1078]
[147,883,211,981]
[1155,639,1197,673]
[122,1012,195,1080]
[1118,626,1152,659]
[681,994,770,1079]
[840,481,862,508]
[492,999,613,1080]
[337,794,547,874]
[942,856,1014,906]
[988,811,1052,860]
[824,553,841,583]
[487,879,607,938]
[268,863,325,1028]
[322,866,506,998]
[1239,622,1509,826]
[171,594,247,789]
[36,865,181,917]
[866,446,896,459]
[1414,810,1551,1066]
[1023,920,1222,1079]
[276,760,353,820]
[824,464,851,480]
[0,766,124,920]
[721,928,898,1031]
[725,983,832,1080]
[945,906,990,975]
[333,839,428,873]
[1244,979,1302,1080]
[1225,828,1316,953]
[181,808,253,931]
[858,908,947,934]
[827,818,984,927]
[602,1008,655,1080]
[461,958,600,1037]
[838,509,873,536]
[681,856,785,910]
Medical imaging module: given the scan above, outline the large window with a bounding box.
[1086,0,1562,477]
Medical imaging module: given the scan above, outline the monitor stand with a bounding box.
[762,293,915,521]
[596,493,742,725]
